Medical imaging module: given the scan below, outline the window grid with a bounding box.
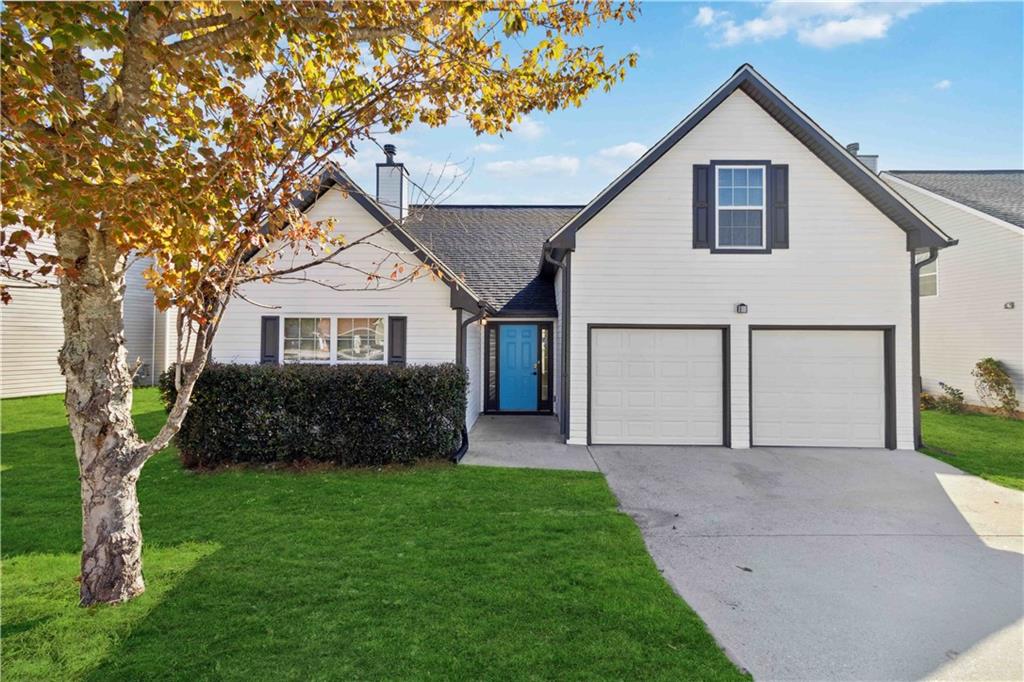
[282,316,387,364]
[716,165,766,249]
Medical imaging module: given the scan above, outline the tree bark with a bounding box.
[57,226,147,605]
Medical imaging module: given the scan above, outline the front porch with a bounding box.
[462,415,598,472]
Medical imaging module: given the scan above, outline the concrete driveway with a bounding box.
[589,446,1024,681]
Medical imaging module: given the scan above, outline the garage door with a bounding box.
[751,329,886,448]
[590,328,723,445]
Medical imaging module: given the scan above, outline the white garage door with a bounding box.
[752,329,886,448]
[591,328,723,445]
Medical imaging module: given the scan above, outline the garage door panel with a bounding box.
[752,330,885,448]
[591,328,723,445]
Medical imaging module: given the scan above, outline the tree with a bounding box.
[0,1,636,605]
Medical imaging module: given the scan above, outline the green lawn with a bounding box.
[1,390,745,681]
[921,409,1024,490]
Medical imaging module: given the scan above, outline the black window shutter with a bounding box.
[260,316,279,364]
[693,164,712,248]
[388,316,407,366]
[770,165,789,249]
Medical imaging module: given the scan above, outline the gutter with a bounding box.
[452,305,487,463]
[911,247,939,449]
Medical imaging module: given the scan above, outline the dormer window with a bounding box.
[716,166,765,249]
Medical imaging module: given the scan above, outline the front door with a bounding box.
[499,324,538,411]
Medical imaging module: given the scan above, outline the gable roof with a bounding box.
[406,205,581,316]
[546,64,955,252]
[291,164,484,312]
[885,171,1024,229]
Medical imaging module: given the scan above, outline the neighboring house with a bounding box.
[1,244,177,398]
[882,170,1023,405]
[214,64,956,450]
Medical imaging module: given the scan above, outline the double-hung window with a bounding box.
[283,317,331,363]
[282,316,386,364]
[716,166,766,249]
[336,317,386,362]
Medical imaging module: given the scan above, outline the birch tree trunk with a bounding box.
[57,226,148,605]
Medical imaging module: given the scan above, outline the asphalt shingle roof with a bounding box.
[887,171,1024,228]
[405,205,581,315]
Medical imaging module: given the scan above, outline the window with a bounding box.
[282,316,386,364]
[716,166,765,248]
[336,317,385,362]
[284,317,331,363]
[919,259,937,297]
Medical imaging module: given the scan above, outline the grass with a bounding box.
[920,409,1024,490]
[1,389,745,681]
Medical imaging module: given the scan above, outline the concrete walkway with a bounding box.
[462,415,598,471]
[463,429,1024,681]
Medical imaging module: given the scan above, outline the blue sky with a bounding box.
[340,1,1024,205]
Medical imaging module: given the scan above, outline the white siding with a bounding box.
[553,267,563,420]
[123,257,156,385]
[212,187,457,366]
[568,90,915,449]
[884,178,1024,404]
[0,233,64,398]
[465,320,483,429]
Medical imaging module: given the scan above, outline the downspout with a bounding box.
[452,305,486,462]
[911,247,938,449]
[545,248,570,441]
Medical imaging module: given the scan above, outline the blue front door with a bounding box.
[499,325,538,411]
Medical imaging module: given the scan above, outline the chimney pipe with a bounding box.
[846,142,878,174]
[376,144,408,220]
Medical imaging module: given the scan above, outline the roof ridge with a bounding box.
[888,169,1024,174]
[409,204,584,209]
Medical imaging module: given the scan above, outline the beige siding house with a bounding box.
[883,171,1023,406]
[208,64,955,454]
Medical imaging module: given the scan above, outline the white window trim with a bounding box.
[714,164,767,250]
[919,259,938,297]
[279,315,388,365]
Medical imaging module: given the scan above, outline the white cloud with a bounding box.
[511,116,547,140]
[933,79,952,90]
[597,142,648,159]
[484,155,580,177]
[587,142,648,175]
[696,2,934,49]
[693,6,722,27]
[472,142,502,153]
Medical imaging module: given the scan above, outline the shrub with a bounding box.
[934,382,966,414]
[972,358,1020,418]
[160,363,467,468]
[919,391,937,411]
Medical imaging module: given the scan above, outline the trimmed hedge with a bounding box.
[160,363,467,468]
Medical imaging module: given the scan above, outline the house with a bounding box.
[213,64,957,451]
[0,241,177,398]
[881,170,1023,406]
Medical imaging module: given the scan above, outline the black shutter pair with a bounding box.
[259,316,407,366]
[693,164,789,250]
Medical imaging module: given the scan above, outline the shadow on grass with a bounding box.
[3,393,746,681]
[2,543,219,681]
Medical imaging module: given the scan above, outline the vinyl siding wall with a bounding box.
[553,266,563,425]
[123,257,157,385]
[211,188,457,366]
[884,179,1023,404]
[465,320,483,429]
[1,233,64,398]
[568,90,915,449]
